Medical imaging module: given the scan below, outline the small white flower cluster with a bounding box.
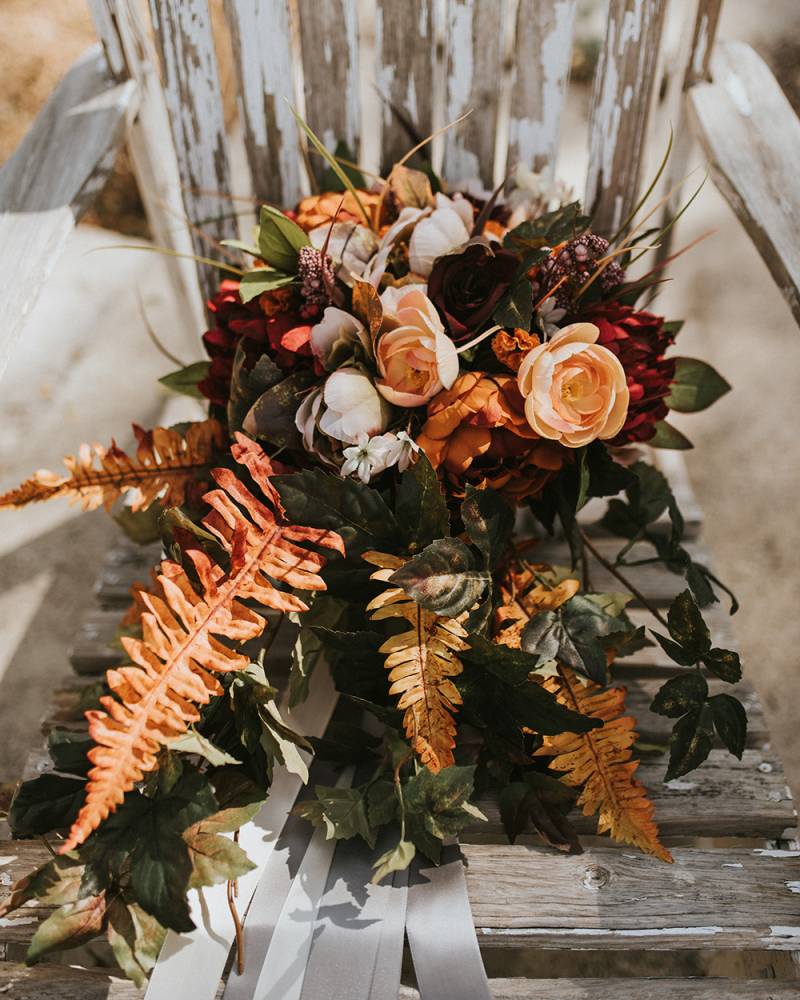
[340,431,419,484]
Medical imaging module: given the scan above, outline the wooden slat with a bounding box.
[684,0,724,89]
[585,0,668,237]
[689,41,800,326]
[0,46,134,381]
[149,0,237,302]
[442,0,507,186]
[474,749,796,841]
[0,964,143,1000]
[374,0,436,172]
[463,844,800,950]
[506,0,577,177]
[400,981,800,1000]
[224,0,304,206]
[89,0,206,332]
[296,0,361,187]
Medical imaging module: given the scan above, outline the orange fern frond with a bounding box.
[534,665,673,862]
[494,560,580,649]
[61,435,344,852]
[0,419,224,513]
[364,551,468,773]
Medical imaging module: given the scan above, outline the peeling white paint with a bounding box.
[784,881,800,894]
[726,70,753,117]
[753,848,800,858]
[692,14,709,79]
[767,926,800,937]
[722,863,743,869]
[0,856,18,867]
[480,925,725,938]
[0,915,38,927]
[665,779,697,792]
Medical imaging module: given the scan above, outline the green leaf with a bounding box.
[702,647,742,683]
[321,139,367,191]
[461,487,514,570]
[709,693,747,759]
[403,765,482,852]
[650,420,693,450]
[206,768,267,834]
[372,839,415,884]
[227,342,283,434]
[652,630,698,666]
[462,636,600,734]
[366,780,397,828]
[667,590,711,659]
[114,503,163,545]
[294,785,375,847]
[289,594,347,707]
[220,238,262,257]
[394,453,449,551]
[666,358,731,413]
[239,268,296,303]
[665,705,714,781]
[158,361,210,399]
[494,275,533,330]
[257,204,310,272]
[106,898,165,988]
[184,827,256,889]
[9,773,86,836]
[391,537,490,618]
[165,728,241,767]
[47,729,93,777]
[27,893,107,963]
[243,370,316,450]
[503,201,590,251]
[275,468,399,556]
[650,673,708,718]
[259,699,311,783]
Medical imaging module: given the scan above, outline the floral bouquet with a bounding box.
[0,142,745,983]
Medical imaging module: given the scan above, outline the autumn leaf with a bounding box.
[0,419,224,513]
[535,665,672,863]
[494,560,581,650]
[365,551,469,773]
[60,435,343,852]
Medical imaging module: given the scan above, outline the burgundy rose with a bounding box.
[428,242,519,344]
[583,302,677,445]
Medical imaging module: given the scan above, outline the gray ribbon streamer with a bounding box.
[406,844,491,1000]
[299,827,409,1000]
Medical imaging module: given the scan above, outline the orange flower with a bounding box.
[417,372,565,502]
[295,190,381,232]
[492,327,541,372]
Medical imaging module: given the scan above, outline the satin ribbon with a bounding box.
[144,664,338,1000]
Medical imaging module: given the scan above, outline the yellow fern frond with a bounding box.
[364,551,468,773]
[61,435,344,852]
[495,560,580,649]
[534,665,673,863]
[0,419,224,512]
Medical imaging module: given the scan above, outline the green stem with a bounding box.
[580,530,669,630]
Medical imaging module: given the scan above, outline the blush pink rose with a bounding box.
[375,288,459,407]
[516,323,629,448]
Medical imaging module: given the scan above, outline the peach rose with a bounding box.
[375,288,458,407]
[517,323,629,448]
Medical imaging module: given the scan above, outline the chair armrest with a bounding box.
[688,40,800,326]
[0,44,136,380]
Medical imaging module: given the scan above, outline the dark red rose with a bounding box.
[199,280,313,407]
[428,242,519,344]
[583,302,677,445]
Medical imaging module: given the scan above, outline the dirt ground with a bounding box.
[1,0,799,818]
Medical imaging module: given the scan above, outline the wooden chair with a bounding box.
[2,2,800,996]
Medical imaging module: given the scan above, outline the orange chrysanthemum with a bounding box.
[295,190,381,232]
[492,327,541,372]
[416,372,565,503]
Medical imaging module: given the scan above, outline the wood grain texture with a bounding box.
[442,0,506,185]
[374,0,436,172]
[585,0,668,236]
[400,981,800,1000]
[685,0,724,88]
[0,46,134,381]
[149,0,237,302]
[89,0,207,333]
[224,0,304,206]
[296,0,361,186]
[507,0,577,177]
[689,41,800,326]
[473,748,796,841]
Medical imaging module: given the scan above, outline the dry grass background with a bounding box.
[1,0,799,814]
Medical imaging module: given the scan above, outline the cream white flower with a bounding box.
[538,297,567,336]
[408,193,474,276]
[317,368,391,444]
[310,307,372,370]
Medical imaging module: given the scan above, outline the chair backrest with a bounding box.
[89,0,722,308]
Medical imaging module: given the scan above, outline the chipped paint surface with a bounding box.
[754,849,800,858]
[722,862,743,869]
[480,925,725,937]
[665,779,697,792]
[784,881,800,894]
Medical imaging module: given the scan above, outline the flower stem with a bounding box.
[580,529,669,630]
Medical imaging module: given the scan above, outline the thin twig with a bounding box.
[580,529,669,629]
[227,879,245,975]
[136,290,185,368]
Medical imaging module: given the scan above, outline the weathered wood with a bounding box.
[684,0,724,88]
[585,0,668,237]
[442,0,506,186]
[400,981,800,1000]
[89,0,206,333]
[473,749,796,841]
[689,41,800,326]
[149,0,237,303]
[506,0,577,178]
[0,963,143,1000]
[463,844,800,950]
[224,0,304,206]
[0,46,134,382]
[373,0,437,173]
[296,0,361,186]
